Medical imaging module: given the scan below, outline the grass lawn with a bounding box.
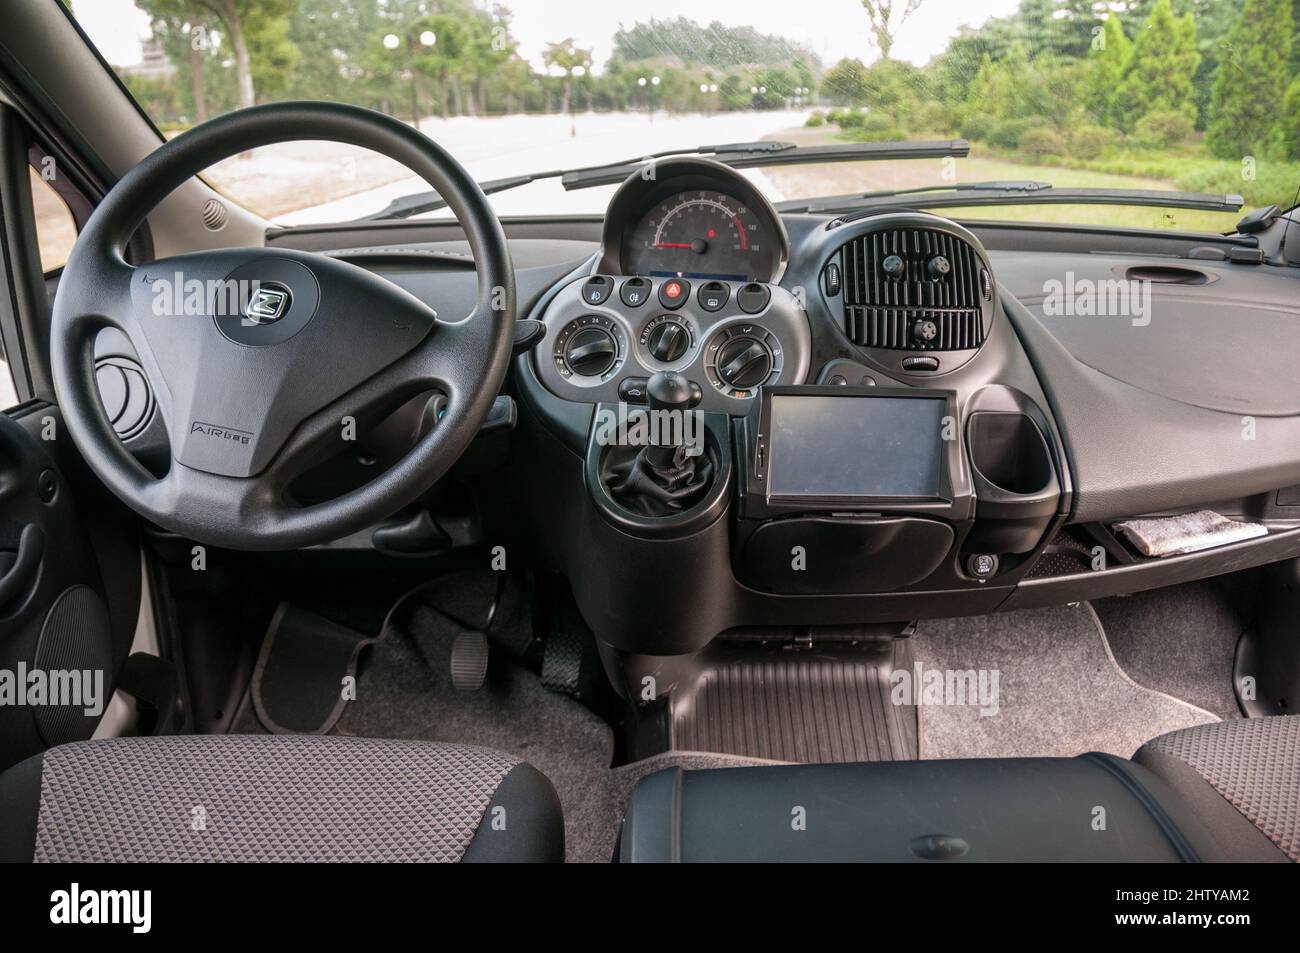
[762,126,1245,234]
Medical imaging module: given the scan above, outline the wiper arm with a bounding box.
[356,141,801,222]
[354,138,971,221]
[781,185,1244,215]
[559,139,971,190]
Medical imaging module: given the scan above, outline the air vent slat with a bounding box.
[837,225,988,351]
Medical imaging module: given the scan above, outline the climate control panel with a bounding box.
[533,274,810,413]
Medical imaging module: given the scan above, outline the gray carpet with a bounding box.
[913,602,1219,760]
[1094,580,1246,720]
[231,573,766,862]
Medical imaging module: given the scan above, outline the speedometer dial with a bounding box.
[623,190,777,282]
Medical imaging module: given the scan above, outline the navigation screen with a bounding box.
[767,394,947,499]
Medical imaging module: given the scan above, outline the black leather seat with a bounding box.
[619,716,1299,863]
[0,734,563,862]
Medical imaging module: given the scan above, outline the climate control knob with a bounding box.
[563,326,618,377]
[716,337,774,389]
[646,319,690,363]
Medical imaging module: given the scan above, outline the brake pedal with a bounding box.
[450,631,489,692]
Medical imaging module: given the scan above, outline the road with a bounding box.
[269,109,811,224]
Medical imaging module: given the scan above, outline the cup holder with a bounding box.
[965,411,1060,554]
[968,412,1054,496]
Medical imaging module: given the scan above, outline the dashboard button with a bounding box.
[658,278,690,309]
[581,275,614,305]
[620,277,651,308]
[697,281,729,312]
[618,376,650,403]
[736,282,771,314]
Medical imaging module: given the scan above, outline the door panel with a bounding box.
[0,406,138,768]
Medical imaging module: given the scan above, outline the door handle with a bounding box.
[0,524,45,607]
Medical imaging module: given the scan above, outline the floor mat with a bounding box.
[250,604,377,734]
[913,603,1219,760]
[334,588,616,864]
[672,639,917,763]
[1095,580,1247,720]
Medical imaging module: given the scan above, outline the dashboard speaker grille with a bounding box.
[839,227,988,351]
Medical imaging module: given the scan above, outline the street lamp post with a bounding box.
[569,63,586,137]
[384,28,436,126]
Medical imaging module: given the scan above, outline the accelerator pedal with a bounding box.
[541,623,583,696]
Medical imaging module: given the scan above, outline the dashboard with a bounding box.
[258,152,1300,648]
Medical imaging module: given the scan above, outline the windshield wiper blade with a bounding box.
[355,141,803,221]
[781,185,1244,215]
[559,139,971,190]
[353,139,971,221]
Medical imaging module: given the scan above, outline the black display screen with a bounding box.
[767,394,947,500]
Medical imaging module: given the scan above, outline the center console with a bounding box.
[734,384,970,595]
[512,194,1073,699]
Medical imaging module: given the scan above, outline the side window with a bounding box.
[0,340,15,409]
[1,159,83,409]
[29,164,78,274]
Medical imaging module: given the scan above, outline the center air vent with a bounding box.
[837,226,991,351]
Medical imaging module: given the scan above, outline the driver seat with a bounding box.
[0,734,563,862]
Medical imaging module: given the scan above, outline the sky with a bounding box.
[72,0,1021,72]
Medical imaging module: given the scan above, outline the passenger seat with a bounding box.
[618,715,1299,862]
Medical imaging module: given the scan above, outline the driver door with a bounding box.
[0,104,146,770]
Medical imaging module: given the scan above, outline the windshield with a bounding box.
[71,0,1298,233]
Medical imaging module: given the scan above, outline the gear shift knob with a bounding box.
[645,371,702,467]
[647,370,696,414]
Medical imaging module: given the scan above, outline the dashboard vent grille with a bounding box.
[840,227,987,351]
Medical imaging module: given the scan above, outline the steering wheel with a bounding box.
[50,102,515,551]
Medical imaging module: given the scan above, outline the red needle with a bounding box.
[654,243,693,248]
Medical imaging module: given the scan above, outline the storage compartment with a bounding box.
[966,411,1059,554]
[741,516,954,594]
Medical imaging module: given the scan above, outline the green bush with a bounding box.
[840,111,905,142]
[1068,124,1120,159]
[1134,109,1195,148]
[1018,127,1068,159]
[957,113,994,143]
[836,109,866,129]
[805,110,826,127]
[986,118,1044,150]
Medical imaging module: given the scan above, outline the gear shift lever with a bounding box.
[601,371,713,517]
[645,371,703,468]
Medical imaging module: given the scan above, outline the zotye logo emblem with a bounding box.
[50,883,151,933]
[243,285,291,324]
[190,421,252,445]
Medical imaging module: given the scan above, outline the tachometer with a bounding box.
[624,190,776,282]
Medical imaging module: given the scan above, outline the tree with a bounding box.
[822,58,871,106]
[196,0,297,108]
[1205,0,1294,158]
[1280,77,1300,159]
[1082,14,1132,125]
[1111,0,1199,132]
[542,39,592,126]
[137,0,222,123]
[860,0,926,60]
